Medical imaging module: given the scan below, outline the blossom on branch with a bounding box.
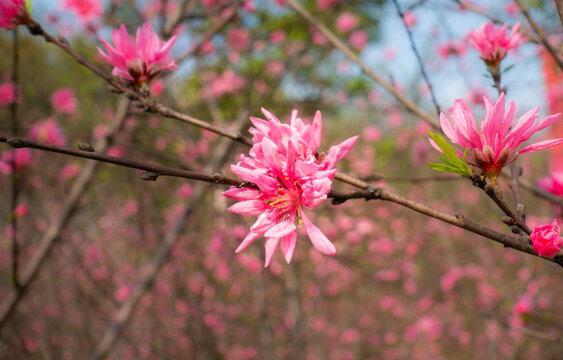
[0,0,30,30]
[223,109,358,267]
[98,22,178,85]
[436,93,563,179]
[468,21,524,67]
[530,219,562,258]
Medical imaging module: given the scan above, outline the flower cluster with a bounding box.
[437,93,563,179]
[224,109,358,267]
[530,220,562,258]
[468,21,524,67]
[0,0,30,30]
[98,22,178,85]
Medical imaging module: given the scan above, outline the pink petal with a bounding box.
[264,236,281,267]
[227,200,266,216]
[235,231,260,253]
[264,220,296,238]
[518,138,563,154]
[280,232,297,264]
[301,210,336,255]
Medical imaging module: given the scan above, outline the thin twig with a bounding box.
[391,0,441,115]
[509,164,526,224]
[284,0,440,129]
[514,0,563,71]
[471,175,532,235]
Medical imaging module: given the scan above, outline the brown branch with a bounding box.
[556,0,563,26]
[509,164,526,225]
[0,137,251,188]
[284,0,440,129]
[3,135,561,267]
[514,0,563,71]
[471,175,532,235]
[25,20,253,147]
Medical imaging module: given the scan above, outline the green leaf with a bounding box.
[428,163,460,173]
[503,64,515,73]
[427,131,472,177]
[428,131,461,165]
[25,0,32,15]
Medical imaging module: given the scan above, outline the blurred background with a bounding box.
[0,0,562,359]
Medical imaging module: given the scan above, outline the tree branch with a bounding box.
[514,0,563,72]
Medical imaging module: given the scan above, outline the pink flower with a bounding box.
[0,148,31,175]
[0,0,30,29]
[402,11,416,29]
[98,22,178,84]
[50,88,77,114]
[62,0,103,24]
[0,82,17,106]
[29,118,67,146]
[437,40,468,59]
[537,171,563,196]
[335,12,358,33]
[436,93,563,179]
[530,219,562,257]
[348,30,368,51]
[227,28,250,52]
[223,109,358,267]
[468,21,524,66]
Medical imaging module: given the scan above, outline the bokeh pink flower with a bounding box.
[436,93,563,179]
[0,81,18,106]
[224,109,358,266]
[537,171,563,196]
[50,87,77,114]
[29,118,67,146]
[335,12,358,33]
[530,219,562,258]
[98,22,178,85]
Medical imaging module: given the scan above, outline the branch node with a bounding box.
[212,172,225,183]
[57,35,69,45]
[501,216,515,226]
[331,197,347,205]
[455,212,464,220]
[366,185,380,200]
[6,138,26,148]
[26,22,42,36]
[511,226,521,234]
[77,143,95,152]
[140,172,159,181]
